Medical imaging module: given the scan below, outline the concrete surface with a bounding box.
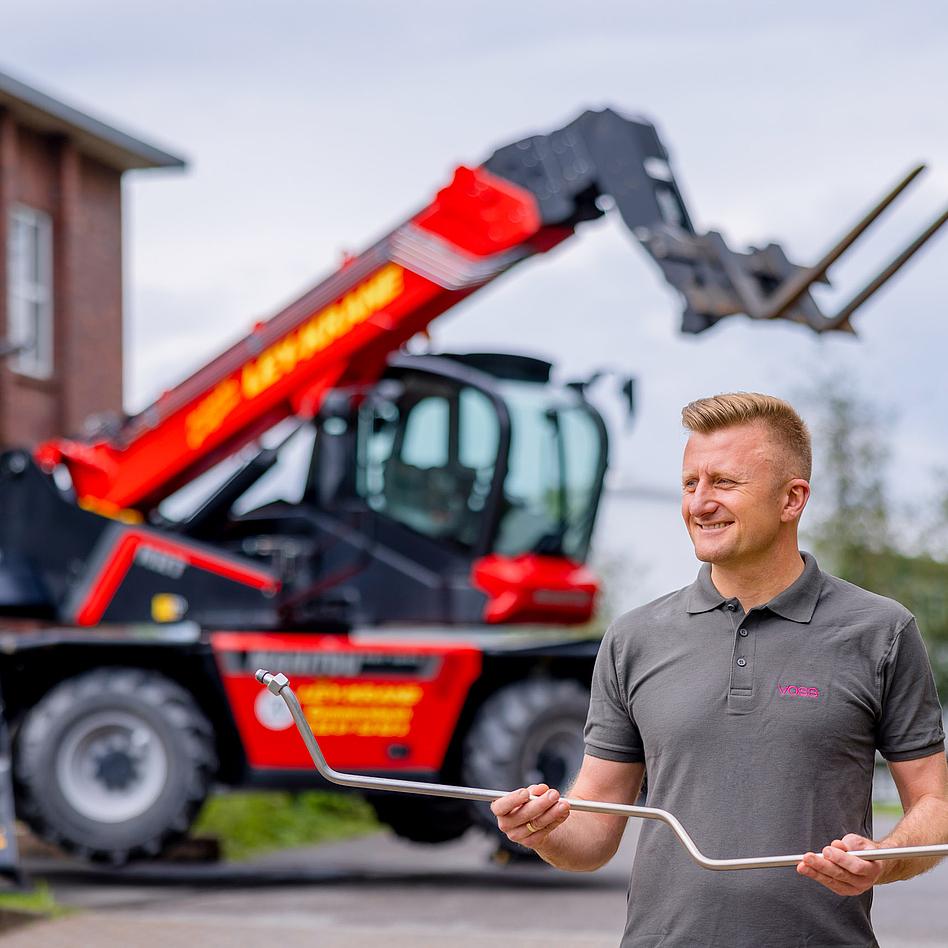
[2,816,946,946]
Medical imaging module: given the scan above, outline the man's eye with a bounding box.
[682,481,696,491]
[716,479,734,486]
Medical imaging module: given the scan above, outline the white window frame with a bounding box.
[7,204,54,379]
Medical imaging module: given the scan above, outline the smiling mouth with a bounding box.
[696,522,733,531]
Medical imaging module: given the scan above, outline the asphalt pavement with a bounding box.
[2,816,946,947]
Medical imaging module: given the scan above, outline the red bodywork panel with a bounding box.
[36,167,569,513]
[413,165,541,255]
[472,554,598,624]
[212,631,482,773]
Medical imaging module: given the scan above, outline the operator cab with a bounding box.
[208,352,609,628]
[355,353,607,564]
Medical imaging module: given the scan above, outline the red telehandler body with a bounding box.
[0,108,942,868]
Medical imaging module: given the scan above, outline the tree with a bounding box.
[805,379,892,569]
[803,379,948,698]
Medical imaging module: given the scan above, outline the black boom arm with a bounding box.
[484,108,948,334]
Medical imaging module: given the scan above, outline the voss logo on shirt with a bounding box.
[777,683,820,699]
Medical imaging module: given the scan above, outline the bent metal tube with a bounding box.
[256,669,948,872]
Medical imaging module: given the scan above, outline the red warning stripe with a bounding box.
[74,529,280,626]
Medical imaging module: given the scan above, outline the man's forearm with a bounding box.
[534,807,625,872]
[492,758,642,870]
[876,793,948,883]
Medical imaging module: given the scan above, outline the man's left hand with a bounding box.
[796,834,884,895]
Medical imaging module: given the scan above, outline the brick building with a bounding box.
[0,70,184,446]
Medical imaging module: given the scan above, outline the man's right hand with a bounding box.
[490,782,571,850]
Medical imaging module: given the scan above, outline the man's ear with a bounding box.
[781,479,810,523]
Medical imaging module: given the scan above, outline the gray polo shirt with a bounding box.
[585,552,945,948]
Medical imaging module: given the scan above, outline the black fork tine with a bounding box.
[820,204,948,332]
[761,164,927,322]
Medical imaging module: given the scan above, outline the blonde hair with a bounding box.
[681,392,811,480]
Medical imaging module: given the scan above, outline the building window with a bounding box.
[7,205,54,379]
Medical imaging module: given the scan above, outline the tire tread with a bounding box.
[14,667,217,864]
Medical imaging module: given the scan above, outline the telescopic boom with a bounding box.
[36,109,947,514]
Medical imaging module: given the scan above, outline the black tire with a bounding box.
[462,679,589,853]
[367,792,473,844]
[14,668,217,864]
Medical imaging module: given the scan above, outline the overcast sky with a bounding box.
[4,2,948,606]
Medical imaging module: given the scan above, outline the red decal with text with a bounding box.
[211,631,481,772]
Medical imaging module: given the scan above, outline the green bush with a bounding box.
[193,790,379,861]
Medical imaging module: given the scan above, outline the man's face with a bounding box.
[681,423,794,567]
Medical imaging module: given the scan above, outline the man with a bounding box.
[491,392,948,947]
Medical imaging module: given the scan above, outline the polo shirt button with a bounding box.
[726,603,737,612]
[736,658,747,667]
[739,628,748,637]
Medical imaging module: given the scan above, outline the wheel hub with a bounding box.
[523,721,585,788]
[56,710,169,824]
[94,747,140,791]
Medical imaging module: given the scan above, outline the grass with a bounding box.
[0,880,65,918]
[192,789,380,861]
[873,802,904,818]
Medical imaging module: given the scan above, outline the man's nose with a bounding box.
[687,482,718,516]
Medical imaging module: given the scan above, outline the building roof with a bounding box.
[0,68,186,172]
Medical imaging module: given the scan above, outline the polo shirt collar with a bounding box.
[685,551,823,623]
[686,563,726,613]
[766,552,823,622]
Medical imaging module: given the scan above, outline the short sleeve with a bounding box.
[876,617,946,762]
[584,620,645,762]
